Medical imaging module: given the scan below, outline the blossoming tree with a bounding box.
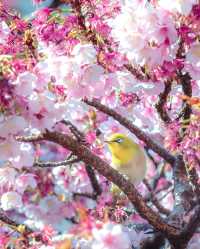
[0,0,199,248]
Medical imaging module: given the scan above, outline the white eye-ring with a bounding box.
[115,138,123,143]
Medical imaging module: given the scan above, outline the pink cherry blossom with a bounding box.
[159,0,197,15]
[109,1,178,68]
[92,223,131,249]
[0,166,18,188]
[71,43,97,66]
[15,174,37,193]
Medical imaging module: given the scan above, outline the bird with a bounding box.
[105,133,147,193]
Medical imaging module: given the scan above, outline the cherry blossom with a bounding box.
[0,166,18,187]
[1,191,23,211]
[91,223,131,249]
[109,0,178,68]
[159,0,198,15]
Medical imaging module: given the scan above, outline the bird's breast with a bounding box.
[113,148,147,185]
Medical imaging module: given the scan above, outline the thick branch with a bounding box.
[179,205,200,243]
[176,39,192,124]
[168,155,195,249]
[155,80,172,123]
[173,155,195,212]
[40,130,179,239]
[83,98,175,165]
[177,72,192,125]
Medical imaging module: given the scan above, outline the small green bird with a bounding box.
[105,133,147,187]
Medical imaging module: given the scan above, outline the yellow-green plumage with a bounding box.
[106,133,147,185]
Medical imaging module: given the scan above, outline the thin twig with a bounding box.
[34,157,80,167]
[151,164,165,190]
[62,120,102,198]
[0,209,32,235]
[145,183,172,202]
[85,165,102,198]
[73,192,96,200]
[156,187,173,203]
[144,147,159,169]
[61,120,85,142]
[143,179,170,215]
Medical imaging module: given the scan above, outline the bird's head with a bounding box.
[105,133,138,162]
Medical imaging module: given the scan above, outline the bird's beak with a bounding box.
[104,140,111,144]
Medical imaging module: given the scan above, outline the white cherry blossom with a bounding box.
[1,191,23,211]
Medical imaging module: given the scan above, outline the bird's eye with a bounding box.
[115,138,123,143]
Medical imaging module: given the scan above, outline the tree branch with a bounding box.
[83,98,176,165]
[0,209,32,235]
[39,130,179,239]
[85,165,102,198]
[144,147,159,169]
[61,120,86,143]
[49,0,62,8]
[156,187,173,203]
[73,192,96,200]
[34,157,80,167]
[155,80,172,123]
[16,133,44,143]
[177,72,192,129]
[167,155,195,249]
[140,233,166,249]
[143,179,170,216]
[179,205,200,243]
[172,155,196,214]
[185,162,200,197]
[61,120,102,198]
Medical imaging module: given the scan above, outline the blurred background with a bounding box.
[4,0,54,16]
